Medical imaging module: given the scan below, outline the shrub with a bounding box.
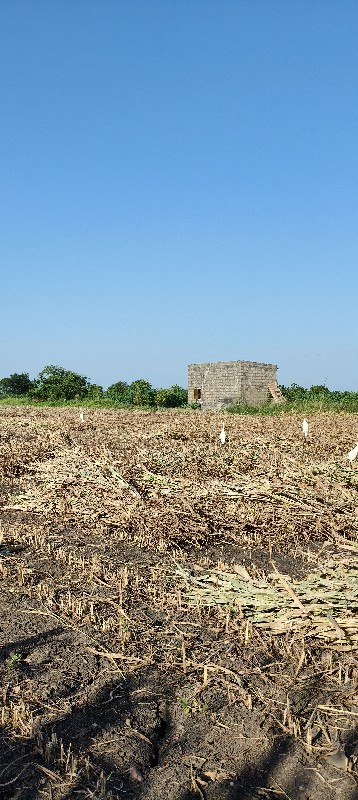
[105,381,132,405]
[129,379,155,407]
[87,383,104,400]
[280,384,307,402]
[308,384,331,397]
[105,379,155,406]
[155,385,188,408]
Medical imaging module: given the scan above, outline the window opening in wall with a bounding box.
[194,388,202,400]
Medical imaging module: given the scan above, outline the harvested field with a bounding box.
[0,405,358,800]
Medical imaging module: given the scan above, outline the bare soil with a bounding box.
[0,406,358,800]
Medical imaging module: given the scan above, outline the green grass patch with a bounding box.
[226,396,358,416]
[0,396,186,411]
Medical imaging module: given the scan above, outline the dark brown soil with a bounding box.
[0,406,357,800]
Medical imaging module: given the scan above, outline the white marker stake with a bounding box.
[302,418,309,438]
[79,410,84,423]
[219,423,226,445]
[347,443,358,463]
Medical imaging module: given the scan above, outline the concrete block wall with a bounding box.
[188,360,277,410]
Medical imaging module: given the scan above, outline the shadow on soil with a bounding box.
[1,637,358,800]
[0,628,63,661]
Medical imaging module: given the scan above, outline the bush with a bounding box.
[308,384,331,397]
[280,384,307,402]
[105,379,155,406]
[155,385,188,408]
[105,381,132,405]
[87,383,104,400]
[129,379,155,407]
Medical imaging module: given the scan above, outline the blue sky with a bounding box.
[1,0,358,390]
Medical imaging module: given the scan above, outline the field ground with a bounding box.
[0,406,358,800]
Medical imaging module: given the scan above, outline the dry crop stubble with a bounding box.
[0,406,357,799]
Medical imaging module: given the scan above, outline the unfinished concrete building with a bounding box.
[188,360,278,410]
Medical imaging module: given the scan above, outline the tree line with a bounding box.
[280,383,358,402]
[0,366,188,408]
[2,369,356,412]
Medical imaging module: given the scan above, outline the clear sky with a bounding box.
[1,0,358,390]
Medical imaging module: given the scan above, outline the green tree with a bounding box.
[308,384,330,397]
[105,381,131,404]
[280,383,307,402]
[129,379,155,406]
[155,385,188,408]
[87,383,104,400]
[31,366,90,401]
[0,373,33,396]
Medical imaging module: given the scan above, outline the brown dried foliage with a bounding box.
[0,406,357,799]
